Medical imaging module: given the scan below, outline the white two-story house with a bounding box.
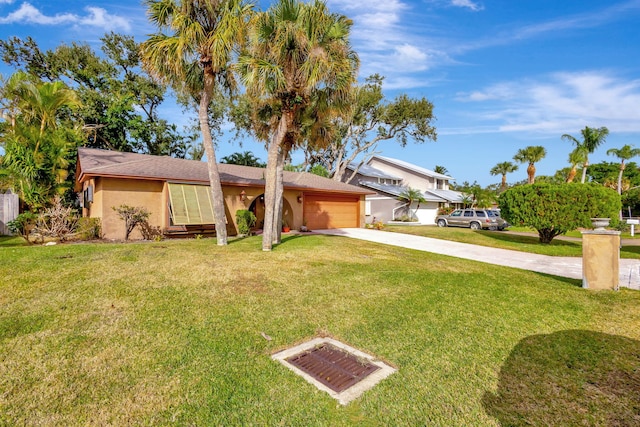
[341,155,465,225]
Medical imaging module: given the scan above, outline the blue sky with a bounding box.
[1,0,640,186]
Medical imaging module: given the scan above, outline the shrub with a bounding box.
[437,206,454,215]
[139,220,163,240]
[499,183,621,243]
[77,217,102,240]
[112,205,151,240]
[235,209,256,235]
[7,212,37,241]
[34,196,79,242]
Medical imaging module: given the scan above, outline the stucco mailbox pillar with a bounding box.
[581,229,620,290]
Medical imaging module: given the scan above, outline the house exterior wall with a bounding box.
[366,195,402,223]
[82,178,335,239]
[368,158,436,190]
[88,177,165,240]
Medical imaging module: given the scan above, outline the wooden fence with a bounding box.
[0,190,19,235]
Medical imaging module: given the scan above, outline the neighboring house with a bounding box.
[341,155,464,225]
[76,148,372,240]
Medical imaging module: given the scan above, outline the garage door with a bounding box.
[304,195,360,229]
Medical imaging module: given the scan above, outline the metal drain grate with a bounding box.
[285,343,381,393]
[272,337,397,404]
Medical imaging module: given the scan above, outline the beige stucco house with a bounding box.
[76,148,372,240]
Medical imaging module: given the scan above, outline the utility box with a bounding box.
[581,230,620,290]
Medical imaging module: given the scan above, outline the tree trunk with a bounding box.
[527,163,536,184]
[262,113,290,251]
[618,162,625,220]
[273,147,285,244]
[501,174,507,191]
[566,166,577,183]
[199,79,227,246]
[580,158,589,184]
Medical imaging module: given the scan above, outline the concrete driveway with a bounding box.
[315,228,640,290]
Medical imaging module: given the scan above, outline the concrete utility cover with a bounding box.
[272,337,396,405]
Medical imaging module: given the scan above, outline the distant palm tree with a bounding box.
[561,126,609,183]
[221,151,266,167]
[490,161,518,191]
[607,144,640,195]
[566,147,587,183]
[434,165,449,175]
[513,146,546,184]
[142,0,253,246]
[398,187,426,220]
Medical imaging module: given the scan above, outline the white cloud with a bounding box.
[77,7,131,32]
[457,71,640,134]
[451,0,484,12]
[0,2,130,32]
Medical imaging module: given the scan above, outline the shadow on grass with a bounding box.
[483,330,640,426]
[621,245,640,257]
[0,236,29,247]
[482,231,581,248]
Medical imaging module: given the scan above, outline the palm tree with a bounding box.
[142,0,253,246]
[221,151,266,167]
[513,146,546,184]
[561,126,609,183]
[566,147,587,183]
[1,73,82,209]
[434,165,449,175]
[398,187,426,220]
[237,0,358,250]
[607,144,640,195]
[490,161,518,191]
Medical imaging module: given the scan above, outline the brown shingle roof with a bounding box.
[77,148,373,195]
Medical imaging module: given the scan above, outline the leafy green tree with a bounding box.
[513,146,546,184]
[237,0,358,250]
[221,151,266,167]
[0,72,83,210]
[561,126,609,183]
[142,0,253,246]
[0,34,193,157]
[606,145,640,195]
[490,161,518,191]
[398,187,426,219]
[308,164,329,177]
[499,183,620,243]
[304,74,436,181]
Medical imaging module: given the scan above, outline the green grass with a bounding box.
[1,235,639,425]
[385,225,640,259]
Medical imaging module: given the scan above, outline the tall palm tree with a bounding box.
[561,126,609,183]
[566,147,587,183]
[238,0,358,250]
[513,146,546,184]
[490,161,518,191]
[607,144,640,195]
[142,0,253,246]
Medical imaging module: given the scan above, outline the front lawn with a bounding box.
[385,225,640,259]
[1,235,639,425]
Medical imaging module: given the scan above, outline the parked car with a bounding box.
[491,210,509,230]
[435,209,506,230]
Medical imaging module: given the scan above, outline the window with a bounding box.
[450,210,462,217]
[463,211,473,217]
[476,211,486,217]
[168,183,215,225]
[365,200,372,216]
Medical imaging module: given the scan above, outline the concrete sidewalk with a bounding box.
[315,228,640,290]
